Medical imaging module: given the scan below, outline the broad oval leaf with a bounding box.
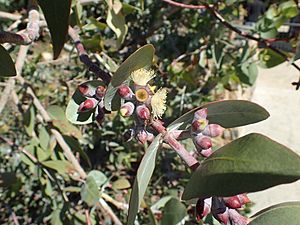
[127,134,162,225]
[259,48,285,68]
[42,160,74,176]
[249,202,300,225]
[182,133,300,200]
[37,0,71,59]
[0,45,16,77]
[161,198,187,225]
[66,80,104,124]
[111,44,155,87]
[81,175,99,207]
[169,100,269,129]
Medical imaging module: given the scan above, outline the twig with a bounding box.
[151,120,199,171]
[101,193,128,210]
[161,0,210,9]
[10,210,20,225]
[99,198,123,225]
[162,0,300,89]
[68,26,112,84]
[85,209,92,225]
[0,11,22,21]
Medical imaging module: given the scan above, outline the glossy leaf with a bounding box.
[37,0,72,59]
[111,44,155,87]
[81,176,99,207]
[182,133,300,200]
[169,100,269,129]
[259,49,285,68]
[0,45,16,77]
[66,80,104,124]
[249,202,300,225]
[161,198,187,225]
[127,134,162,225]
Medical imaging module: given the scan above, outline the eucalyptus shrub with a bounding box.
[1,0,300,225]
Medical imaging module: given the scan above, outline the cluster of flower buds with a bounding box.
[196,194,250,225]
[117,68,168,144]
[191,108,224,157]
[77,83,107,124]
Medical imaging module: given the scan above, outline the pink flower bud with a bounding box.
[224,196,242,209]
[78,84,95,97]
[228,209,249,225]
[78,98,98,112]
[214,210,229,225]
[195,198,211,221]
[136,130,148,144]
[202,124,224,137]
[96,107,105,124]
[118,84,133,100]
[120,102,135,117]
[95,86,106,99]
[147,132,154,142]
[237,194,250,205]
[212,198,229,224]
[136,105,151,120]
[191,119,208,133]
[194,134,212,150]
[194,108,208,120]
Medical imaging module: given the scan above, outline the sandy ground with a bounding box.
[238,62,300,215]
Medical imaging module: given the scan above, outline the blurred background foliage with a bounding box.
[0,0,299,224]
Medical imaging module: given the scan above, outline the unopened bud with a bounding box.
[120,102,135,117]
[96,107,105,124]
[194,134,212,150]
[237,194,250,205]
[147,132,154,142]
[224,196,242,209]
[136,105,151,120]
[123,129,135,142]
[203,124,224,137]
[78,84,95,97]
[192,119,208,133]
[195,198,211,221]
[228,209,249,225]
[78,98,98,112]
[136,130,148,144]
[118,84,133,100]
[194,108,208,120]
[95,86,106,99]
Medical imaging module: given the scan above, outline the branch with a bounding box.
[162,0,300,89]
[68,26,112,85]
[0,11,22,21]
[0,5,39,45]
[151,120,199,171]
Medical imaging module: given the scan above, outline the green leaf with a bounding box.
[23,105,36,136]
[111,44,155,87]
[112,178,131,190]
[106,0,128,47]
[279,0,299,18]
[81,176,99,207]
[48,105,82,139]
[36,146,51,162]
[66,80,104,124]
[161,198,187,225]
[0,45,16,77]
[250,202,300,225]
[87,170,107,187]
[64,186,81,192]
[259,49,285,68]
[169,100,269,129]
[151,196,173,212]
[127,134,162,225]
[37,0,72,59]
[182,133,300,200]
[51,209,64,225]
[239,62,258,85]
[104,83,124,111]
[38,126,50,150]
[42,160,74,176]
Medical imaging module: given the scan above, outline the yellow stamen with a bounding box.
[151,88,167,119]
[120,108,128,117]
[135,88,149,102]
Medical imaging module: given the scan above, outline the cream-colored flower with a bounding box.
[151,88,167,119]
[131,68,155,86]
